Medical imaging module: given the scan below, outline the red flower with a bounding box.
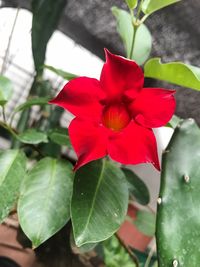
[49,50,175,171]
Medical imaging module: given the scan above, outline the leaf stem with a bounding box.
[115,233,139,267]
[144,242,156,267]
[129,24,138,59]
[0,121,18,138]
[2,106,6,123]
[129,0,145,59]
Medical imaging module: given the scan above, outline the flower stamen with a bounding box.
[102,103,131,131]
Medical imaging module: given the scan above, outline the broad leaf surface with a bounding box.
[112,6,152,65]
[0,76,13,106]
[134,210,156,236]
[0,149,26,222]
[32,0,67,75]
[122,168,150,205]
[44,65,78,80]
[144,58,200,91]
[18,129,48,144]
[48,128,71,147]
[18,157,73,248]
[142,0,181,15]
[14,97,49,113]
[71,160,129,247]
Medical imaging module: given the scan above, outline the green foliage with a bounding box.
[132,248,157,267]
[0,76,13,106]
[122,168,150,205]
[14,97,50,113]
[125,0,138,10]
[18,129,48,144]
[44,65,78,80]
[134,210,156,236]
[18,157,74,248]
[112,6,152,65]
[167,115,182,129]
[103,235,135,267]
[144,58,200,91]
[156,119,200,266]
[48,128,71,147]
[142,0,181,15]
[71,159,129,247]
[0,149,26,222]
[31,0,67,75]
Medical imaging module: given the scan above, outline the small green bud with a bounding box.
[125,0,138,9]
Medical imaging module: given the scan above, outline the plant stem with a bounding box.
[2,106,6,123]
[1,8,20,75]
[115,233,139,267]
[129,0,145,59]
[144,243,156,267]
[0,121,18,138]
[129,24,138,59]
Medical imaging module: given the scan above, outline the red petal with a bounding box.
[69,117,108,170]
[129,88,176,128]
[108,121,160,170]
[49,77,105,120]
[100,49,144,102]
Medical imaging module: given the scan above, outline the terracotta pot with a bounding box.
[118,205,152,252]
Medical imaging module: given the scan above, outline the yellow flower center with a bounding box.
[102,103,131,131]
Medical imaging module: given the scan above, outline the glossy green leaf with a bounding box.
[71,159,129,247]
[144,58,200,91]
[134,210,156,236]
[0,149,26,222]
[44,65,78,80]
[48,128,71,147]
[0,76,13,106]
[18,157,73,248]
[14,97,50,113]
[125,0,138,9]
[122,168,150,205]
[142,0,181,15]
[112,6,152,65]
[70,231,98,253]
[32,0,67,75]
[18,129,48,144]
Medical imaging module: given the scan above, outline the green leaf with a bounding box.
[32,0,67,75]
[70,232,98,253]
[44,65,78,80]
[167,115,182,129]
[125,0,138,9]
[0,149,26,222]
[18,157,74,248]
[103,235,136,267]
[144,58,200,91]
[112,6,152,65]
[142,0,181,15]
[0,76,13,106]
[134,210,156,236]
[48,128,71,147]
[71,159,129,247]
[17,129,48,144]
[14,97,50,113]
[122,168,150,205]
